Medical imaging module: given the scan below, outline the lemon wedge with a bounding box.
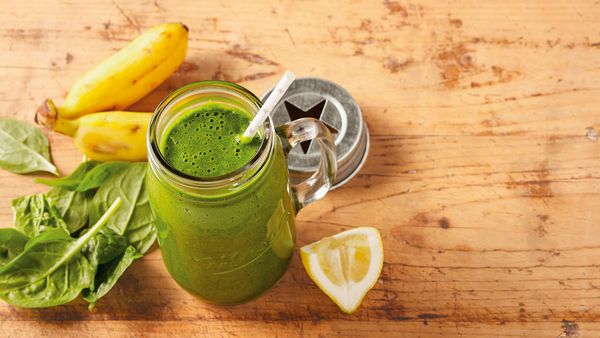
[300,227,384,313]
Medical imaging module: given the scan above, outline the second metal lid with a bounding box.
[262,77,369,189]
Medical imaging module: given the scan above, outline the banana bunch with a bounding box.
[36,22,188,161]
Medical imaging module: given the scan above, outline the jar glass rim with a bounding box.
[147,80,272,189]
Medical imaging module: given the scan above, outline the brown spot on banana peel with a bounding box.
[90,142,129,155]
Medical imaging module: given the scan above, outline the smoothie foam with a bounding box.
[160,103,262,177]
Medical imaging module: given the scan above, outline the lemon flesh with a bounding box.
[300,227,384,313]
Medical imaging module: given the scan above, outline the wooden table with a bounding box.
[1,0,599,336]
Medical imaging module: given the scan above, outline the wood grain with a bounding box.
[1,0,600,336]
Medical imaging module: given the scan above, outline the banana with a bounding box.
[70,111,152,162]
[36,22,188,135]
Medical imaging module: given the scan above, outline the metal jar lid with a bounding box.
[262,77,370,189]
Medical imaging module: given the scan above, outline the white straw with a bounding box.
[240,71,295,143]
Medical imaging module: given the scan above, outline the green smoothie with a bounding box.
[148,102,296,304]
[160,103,262,177]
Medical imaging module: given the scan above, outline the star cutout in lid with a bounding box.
[283,99,339,154]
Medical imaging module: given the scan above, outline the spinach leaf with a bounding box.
[75,162,131,192]
[46,187,92,234]
[0,119,58,175]
[12,194,68,237]
[83,245,141,311]
[89,163,156,254]
[37,160,120,234]
[0,228,28,267]
[0,228,92,308]
[83,229,128,269]
[36,161,99,190]
[0,198,122,308]
[37,161,131,193]
[82,228,127,291]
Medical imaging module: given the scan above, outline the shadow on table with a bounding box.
[5,251,397,323]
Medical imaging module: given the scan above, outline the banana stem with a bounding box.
[35,99,80,136]
[53,117,80,136]
[35,99,58,129]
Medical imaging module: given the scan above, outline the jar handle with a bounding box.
[276,118,337,210]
